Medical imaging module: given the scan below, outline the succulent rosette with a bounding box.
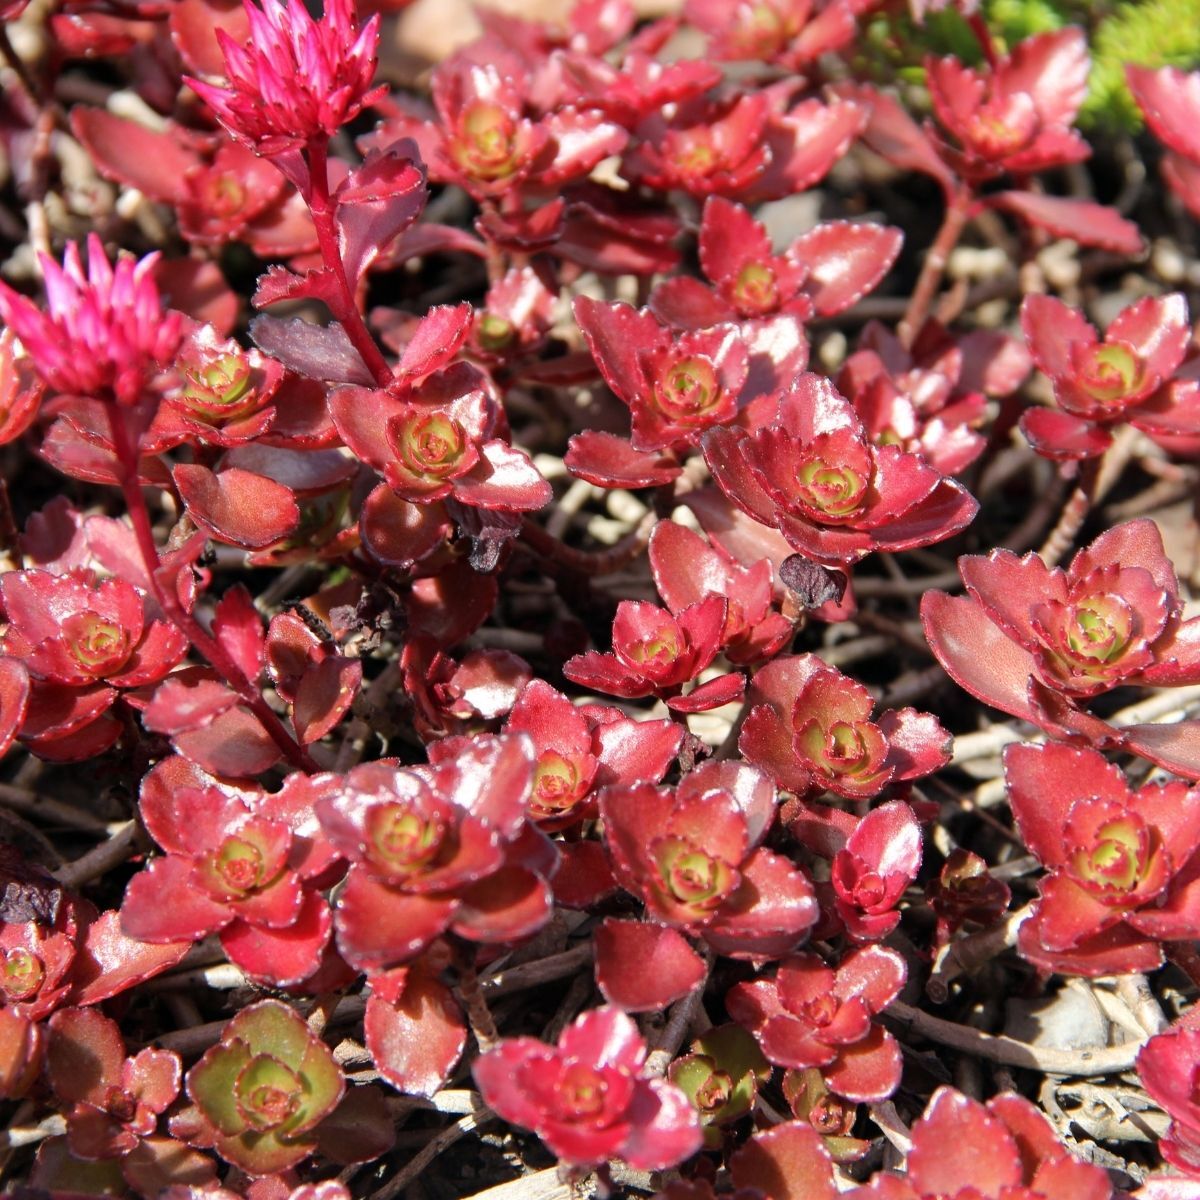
[317,735,555,971]
[650,197,901,332]
[146,322,285,451]
[925,29,1091,181]
[473,1006,702,1170]
[599,759,818,961]
[740,654,951,798]
[47,1007,180,1161]
[727,946,906,1102]
[574,296,749,452]
[0,567,188,761]
[374,52,625,201]
[831,801,923,942]
[649,520,794,665]
[1005,742,1200,974]
[839,320,1029,476]
[328,357,551,513]
[684,0,858,69]
[703,374,978,565]
[184,1000,345,1175]
[503,678,682,828]
[563,595,746,714]
[922,518,1200,778]
[121,766,337,988]
[1020,293,1196,459]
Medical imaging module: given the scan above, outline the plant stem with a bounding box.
[887,999,1143,1075]
[519,509,657,577]
[105,404,317,771]
[1038,426,1139,566]
[898,186,975,350]
[305,138,394,389]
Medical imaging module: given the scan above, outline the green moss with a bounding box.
[854,0,1200,134]
[1083,0,1200,130]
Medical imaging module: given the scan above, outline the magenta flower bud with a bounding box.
[186,0,383,158]
[0,235,182,407]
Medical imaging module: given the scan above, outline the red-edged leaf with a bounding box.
[565,430,681,488]
[364,969,465,1097]
[337,141,427,291]
[360,485,451,568]
[173,464,299,550]
[920,592,1042,724]
[594,919,706,1012]
[120,857,230,943]
[72,908,188,1006]
[792,222,903,316]
[70,109,197,203]
[731,1120,838,1200]
[1019,408,1111,460]
[172,704,282,777]
[991,192,1144,255]
[0,658,30,760]
[293,656,361,745]
[213,585,265,684]
[394,303,472,380]
[47,1008,125,1106]
[219,890,333,987]
[667,671,746,713]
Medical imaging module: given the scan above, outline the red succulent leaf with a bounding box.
[452,862,554,944]
[474,1007,701,1170]
[173,464,300,550]
[990,192,1143,255]
[564,431,682,489]
[67,908,190,1007]
[47,1007,126,1107]
[730,1120,838,1200]
[70,108,199,205]
[360,485,452,569]
[0,330,44,447]
[219,890,333,988]
[336,142,427,293]
[122,856,233,943]
[594,919,706,1012]
[212,586,266,686]
[1019,407,1112,460]
[0,658,30,761]
[1127,65,1200,160]
[790,222,903,317]
[292,656,361,745]
[364,964,465,1097]
[909,1088,1023,1196]
[172,704,283,777]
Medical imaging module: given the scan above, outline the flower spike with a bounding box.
[186,0,384,158]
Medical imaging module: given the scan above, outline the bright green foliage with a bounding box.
[185,1000,345,1177]
[1084,0,1200,129]
[856,0,1200,133]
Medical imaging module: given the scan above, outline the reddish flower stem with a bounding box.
[305,138,394,389]
[105,404,317,772]
[898,185,975,350]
